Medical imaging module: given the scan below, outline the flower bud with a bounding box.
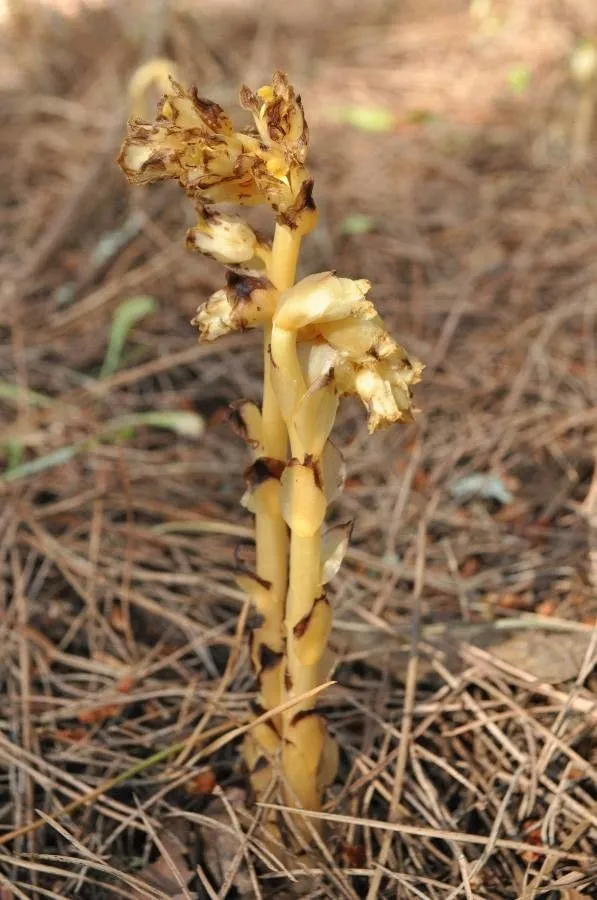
[186,213,259,264]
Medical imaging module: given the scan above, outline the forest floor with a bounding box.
[0,1,596,897]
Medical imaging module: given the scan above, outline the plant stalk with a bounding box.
[245,224,302,787]
[271,322,332,820]
[282,500,327,817]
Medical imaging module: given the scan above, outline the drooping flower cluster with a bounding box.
[118,71,317,256]
[195,271,423,439]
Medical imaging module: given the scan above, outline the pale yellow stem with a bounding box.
[268,222,302,292]
[253,223,332,826]
[250,224,302,740]
[285,532,322,703]
[261,328,288,462]
[261,223,302,459]
[282,515,325,817]
[271,321,329,820]
[269,325,307,456]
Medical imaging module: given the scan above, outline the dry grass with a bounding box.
[1,0,596,897]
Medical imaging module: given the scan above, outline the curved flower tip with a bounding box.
[336,350,423,433]
[274,272,374,330]
[159,79,233,134]
[127,59,182,119]
[191,272,276,341]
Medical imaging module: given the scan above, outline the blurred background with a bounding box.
[1,1,596,897]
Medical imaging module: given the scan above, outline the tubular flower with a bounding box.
[118,72,317,231]
[240,71,308,162]
[279,330,421,445]
[186,209,266,266]
[239,71,316,232]
[271,271,423,436]
[192,272,276,342]
[294,335,422,435]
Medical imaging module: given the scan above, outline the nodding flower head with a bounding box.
[118,72,317,232]
[334,350,423,432]
[272,272,423,433]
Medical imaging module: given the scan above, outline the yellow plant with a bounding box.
[118,70,422,839]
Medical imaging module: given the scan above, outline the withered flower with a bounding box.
[239,71,316,232]
[240,71,308,162]
[335,350,423,432]
[192,272,276,342]
[118,72,316,230]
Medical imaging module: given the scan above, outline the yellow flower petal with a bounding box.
[318,315,397,361]
[274,272,373,330]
